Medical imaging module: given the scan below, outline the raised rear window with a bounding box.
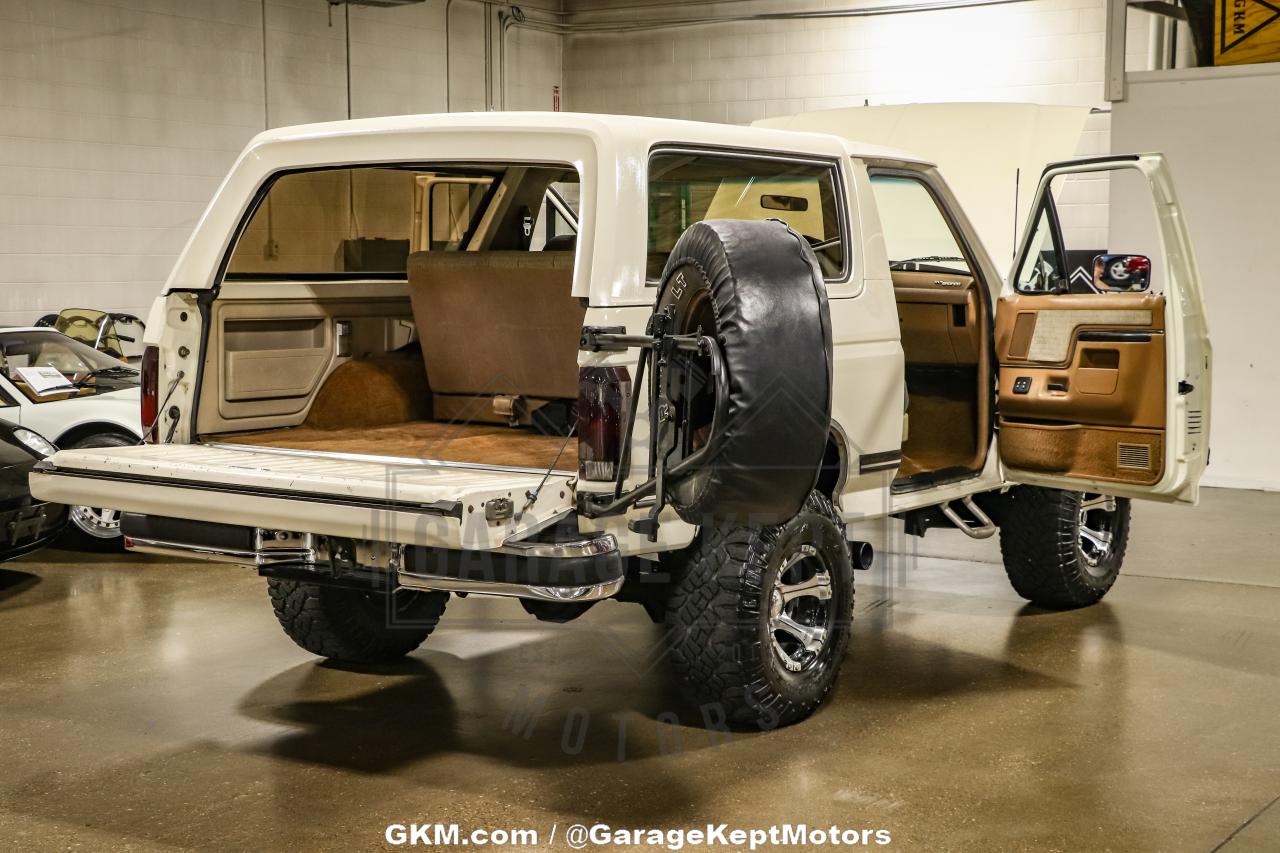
[646,151,846,282]
[225,165,578,278]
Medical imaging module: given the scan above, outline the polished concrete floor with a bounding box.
[1,487,1277,851]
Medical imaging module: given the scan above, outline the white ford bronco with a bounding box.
[31,110,1211,727]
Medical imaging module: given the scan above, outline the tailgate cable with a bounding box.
[143,370,185,443]
[518,425,576,521]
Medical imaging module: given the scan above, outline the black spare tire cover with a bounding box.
[654,218,833,526]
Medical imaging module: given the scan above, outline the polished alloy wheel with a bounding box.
[768,544,835,673]
[69,505,122,539]
[1078,494,1118,573]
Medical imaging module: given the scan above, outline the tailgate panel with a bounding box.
[30,444,574,550]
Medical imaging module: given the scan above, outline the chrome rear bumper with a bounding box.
[122,514,624,602]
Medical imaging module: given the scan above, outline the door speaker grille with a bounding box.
[1117,442,1152,470]
[1187,410,1203,435]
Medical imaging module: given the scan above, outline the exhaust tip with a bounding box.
[850,540,874,571]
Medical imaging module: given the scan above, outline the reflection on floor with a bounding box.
[0,487,1277,851]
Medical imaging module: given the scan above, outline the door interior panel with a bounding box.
[996,292,1166,485]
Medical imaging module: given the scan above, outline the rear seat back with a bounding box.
[407,251,584,401]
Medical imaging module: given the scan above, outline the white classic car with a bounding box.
[30,111,1211,726]
[0,327,142,543]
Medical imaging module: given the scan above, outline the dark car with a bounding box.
[0,419,67,561]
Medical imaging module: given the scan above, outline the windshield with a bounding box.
[0,330,135,403]
[869,175,972,276]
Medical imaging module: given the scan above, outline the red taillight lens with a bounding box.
[577,366,631,481]
[140,345,159,443]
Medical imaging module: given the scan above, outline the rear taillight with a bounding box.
[577,366,631,481]
[140,345,159,443]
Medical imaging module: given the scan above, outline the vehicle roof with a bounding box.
[246,111,934,166]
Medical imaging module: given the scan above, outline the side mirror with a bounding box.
[1093,253,1151,292]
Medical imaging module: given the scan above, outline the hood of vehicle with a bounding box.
[14,385,142,446]
[754,102,1093,278]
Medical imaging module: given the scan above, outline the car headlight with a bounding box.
[12,428,58,458]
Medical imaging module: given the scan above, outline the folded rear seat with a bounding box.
[407,251,584,426]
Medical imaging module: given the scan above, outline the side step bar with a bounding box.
[121,513,625,602]
[939,496,998,540]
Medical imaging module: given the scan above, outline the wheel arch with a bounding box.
[815,423,851,507]
[54,420,143,449]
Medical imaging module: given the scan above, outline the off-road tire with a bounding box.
[654,219,833,527]
[268,579,448,663]
[664,491,854,728]
[998,486,1131,609]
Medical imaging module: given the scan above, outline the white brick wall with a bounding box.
[562,0,1143,270]
[0,0,562,326]
[564,0,1149,123]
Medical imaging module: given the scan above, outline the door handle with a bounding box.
[1077,329,1152,343]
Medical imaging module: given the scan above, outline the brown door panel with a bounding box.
[996,293,1165,366]
[999,421,1164,485]
[996,291,1168,480]
[998,335,1165,429]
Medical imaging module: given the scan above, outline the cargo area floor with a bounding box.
[221,421,578,472]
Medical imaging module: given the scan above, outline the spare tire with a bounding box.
[654,219,833,526]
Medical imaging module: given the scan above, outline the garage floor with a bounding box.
[1,488,1277,851]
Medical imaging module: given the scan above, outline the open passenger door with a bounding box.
[995,154,1211,503]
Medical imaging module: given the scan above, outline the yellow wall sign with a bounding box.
[1216,0,1280,65]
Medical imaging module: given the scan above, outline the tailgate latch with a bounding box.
[484,497,514,524]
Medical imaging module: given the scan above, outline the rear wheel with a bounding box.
[998,486,1131,609]
[664,491,854,728]
[267,579,448,664]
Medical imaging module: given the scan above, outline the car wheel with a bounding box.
[998,486,1131,609]
[652,219,833,527]
[268,579,449,664]
[60,432,138,550]
[664,491,854,728]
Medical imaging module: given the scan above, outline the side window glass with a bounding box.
[1014,202,1066,293]
[1016,169,1164,295]
[646,153,846,282]
[869,175,972,276]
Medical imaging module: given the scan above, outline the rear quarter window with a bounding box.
[646,151,847,283]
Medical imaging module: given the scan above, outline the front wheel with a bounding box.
[663,491,854,728]
[268,580,448,664]
[61,432,138,550]
[998,486,1131,609]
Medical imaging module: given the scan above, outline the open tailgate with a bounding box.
[30,443,575,550]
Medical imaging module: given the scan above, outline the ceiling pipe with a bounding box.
[507,0,1039,35]
[493,0,1044,110]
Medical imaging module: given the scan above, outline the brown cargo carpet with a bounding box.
[224,421,578,471]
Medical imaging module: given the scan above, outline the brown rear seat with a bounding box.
[407,251,584,402]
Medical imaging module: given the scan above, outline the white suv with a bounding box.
[31,112,1210,726]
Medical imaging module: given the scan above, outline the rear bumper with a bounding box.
[120,513,625,602]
